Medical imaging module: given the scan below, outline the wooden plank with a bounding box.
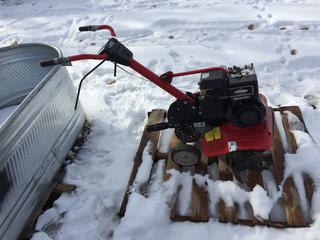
[150,111,166,161]
[170,184,183,221]
[218,155,233,181]
[166,134,183,221]
[273,108,311,227]
[169,133,181,151]
[118,109,166,218]
[237,218,286,228]
[278,106,308,133]
[238,172,311,228]
[282,112,298,153]
[191,180,208,221]
[194,152,208,176]
[247,170,266,225]
[272,120,285,184]
[218,155,238,223]
[219,201,238,224]
[141,111,167,195]
[247,170,263,189]
[167,135,209,222]
[164,133,182,181]
[164,156,181,182]
[156,152,169,160]
[53,183,76,194]
[191,153,208,222]
[282,177,307,226]
[303,174,315,208]
[280,109,309,226]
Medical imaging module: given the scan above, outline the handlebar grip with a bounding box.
[40,59,58,67]
[79,26,90,31]
[79,25,100,32]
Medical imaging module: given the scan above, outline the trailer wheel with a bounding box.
[171,143,201,166]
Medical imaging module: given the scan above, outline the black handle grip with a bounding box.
[79,25,100,32]
[40,59,57,67]
[79,26,90,31]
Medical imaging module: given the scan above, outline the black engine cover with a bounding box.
[197,64,265,127]
[227,99,266,127]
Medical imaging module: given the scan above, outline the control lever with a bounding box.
[147,122,171,132]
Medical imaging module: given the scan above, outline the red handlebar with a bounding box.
[66,54,195,102]
[98,25,117,37]
[41,24,228,104]
[173,67,227,78]
[68,54,108,62]
[78,25,117,37]
[64,53,227,104]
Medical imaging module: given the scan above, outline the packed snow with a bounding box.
[1,0,320,239]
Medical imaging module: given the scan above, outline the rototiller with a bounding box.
[41,24,313,227]
[41,24,272,170]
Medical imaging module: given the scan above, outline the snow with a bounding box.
[35,208,60,231]
[248,185,273,220]
[196,175,275,220]
[274,111,289,152]
[133,142,153,188]
[31,232,53,240]
[174,171,193,215]
[1,0,320,239]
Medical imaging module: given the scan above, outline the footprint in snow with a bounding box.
[168,50,181,62]
[92,195,120,239]
[280,56,287,64]
[275,44,285,54]
[304,94,320,109]
[147,59,158,71]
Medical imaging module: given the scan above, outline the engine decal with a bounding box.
[205,127,222,142]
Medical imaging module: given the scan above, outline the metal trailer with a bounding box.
[0,43,85,240]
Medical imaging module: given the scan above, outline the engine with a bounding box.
[167,64,266,142]
[198,64,266,127]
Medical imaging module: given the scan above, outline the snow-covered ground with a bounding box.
[1,0,320,239]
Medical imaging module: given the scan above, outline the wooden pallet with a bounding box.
[166,134,209,222]
[119,107,315,228]
[118,109,166,217]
